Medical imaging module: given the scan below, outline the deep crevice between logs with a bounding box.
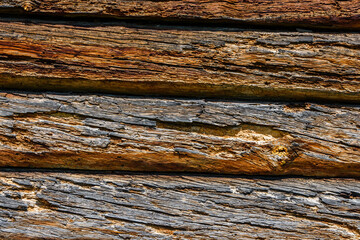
[0,11,359,33]
[0,168,359,180]
[1,75,359,104]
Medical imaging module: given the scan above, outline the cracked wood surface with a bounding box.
[0,19,359,102]
[0,172,359,239]
[0,91,359,176]
[0,0,359,29]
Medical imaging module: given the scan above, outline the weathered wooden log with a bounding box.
[0,171,359,239]
[0,0,359,29]
[0,19,359,102]
[0,91,359,176]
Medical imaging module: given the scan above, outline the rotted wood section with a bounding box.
[0,91,359,176]
[0,0,359,29]
[0,19,359,102]
[0,172,359,239]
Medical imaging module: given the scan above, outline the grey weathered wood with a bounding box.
[0,19,359,102]
[0,91,359,176]
[0,171,359,239]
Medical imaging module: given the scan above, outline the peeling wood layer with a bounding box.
[0,172,359,239]
[0,20,359,102]
[0,91,359,176]
[0,0,359,29]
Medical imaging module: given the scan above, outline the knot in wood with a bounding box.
[272,146,288,157]
[22,0,38,12]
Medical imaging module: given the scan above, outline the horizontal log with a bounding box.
[0,20,359,102]
[0,172,359,239]
[0,0,359,29]
[0,91,359,176]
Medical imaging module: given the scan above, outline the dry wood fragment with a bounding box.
[0,91,359,176]
[0,172,359,239]
[0,0,359,29]
[0,19,359,102]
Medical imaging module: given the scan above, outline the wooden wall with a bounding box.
[0,0,359,239]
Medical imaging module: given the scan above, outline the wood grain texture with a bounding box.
[0,91,359,176]
[0,19,359,102]
[0,171,359,239]
[0,0,359,29]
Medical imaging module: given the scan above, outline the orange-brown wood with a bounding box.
[1,0,360,29]
[0,20,359,102]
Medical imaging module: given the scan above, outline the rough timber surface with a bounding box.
[0,91,359,176]
[0,19,359,102]
[0,172,359,239]
[0,0,359,29]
